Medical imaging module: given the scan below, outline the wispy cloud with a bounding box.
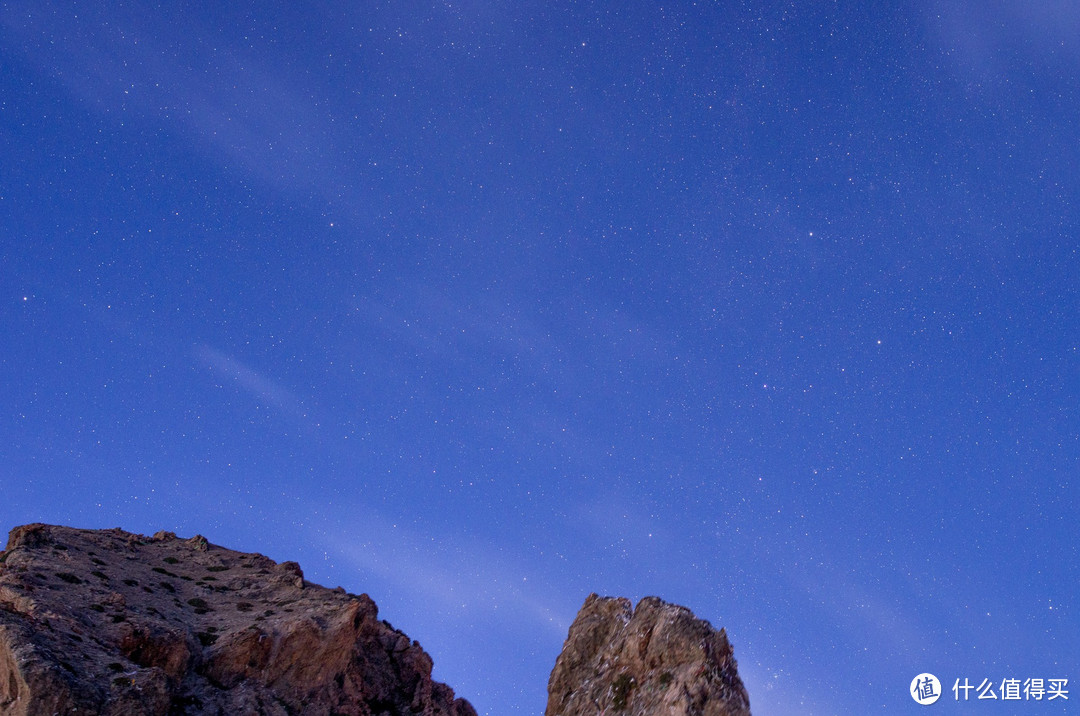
[323,508,570,637]
[927,0,1080,78]
[193,344,307,419]
[0,2,359,203]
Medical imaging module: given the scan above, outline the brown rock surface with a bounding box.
[0,523,476,716]
[546,593,750,716]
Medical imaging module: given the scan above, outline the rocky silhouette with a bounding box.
[0,524,750,715]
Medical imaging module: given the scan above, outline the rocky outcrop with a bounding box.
[546,594,750,716]
[0,523,476,716]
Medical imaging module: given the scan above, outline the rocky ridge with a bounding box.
[0,523,475,715]
[0,524,750,715]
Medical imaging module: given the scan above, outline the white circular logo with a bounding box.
[911,673,942,705]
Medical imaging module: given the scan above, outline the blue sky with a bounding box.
[2,2,1077,713]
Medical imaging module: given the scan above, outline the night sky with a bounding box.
[2,1,1077,713]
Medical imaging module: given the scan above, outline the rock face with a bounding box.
[0,523,476,716]
[546,594,750,716]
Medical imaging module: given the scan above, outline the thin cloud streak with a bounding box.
[193,344,307,419]
[323,510,570,638]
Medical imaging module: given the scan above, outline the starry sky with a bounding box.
[2,1,1077,713]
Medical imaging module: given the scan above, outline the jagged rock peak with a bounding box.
[546,593,751,716]
[0,523,476,716]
